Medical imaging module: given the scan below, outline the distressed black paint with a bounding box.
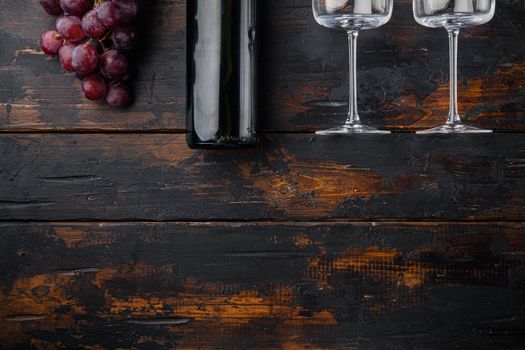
[0,0,524,131]
[0,0,524,349]
[1,134,525,221]
[0,223,524,349]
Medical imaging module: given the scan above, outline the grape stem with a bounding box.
[99,31,111,42]
[96,31,112,52]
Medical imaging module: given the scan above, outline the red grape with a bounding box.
[113,0,138,24]
[60,0,92,16]
[40,0,63,15]
[106,84,131,107]
[112,26,137,50]
[71,43,99,74]
[39,0,138,108]
[40,30,64,55]
[82,9,106,38]
[81,74,108,100]
[59,43,76,71]
[96,1,120,29]
[56,15,85,44]
[100,50,128,81]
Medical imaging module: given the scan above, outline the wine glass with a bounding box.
[413,0,496,134]
[313,0,393,135]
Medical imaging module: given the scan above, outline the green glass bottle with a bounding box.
[187,0,259,149]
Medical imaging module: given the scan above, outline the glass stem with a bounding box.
[447,28,461,125]
[346,30,360,125]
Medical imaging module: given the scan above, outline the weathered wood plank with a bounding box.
[1,134,525,221]
[0,222,524,349]
[0,0,524,131]
[261,0,525,132]
[0,0,186,131]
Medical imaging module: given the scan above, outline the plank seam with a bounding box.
[1,220,525,225]
[0,130,524,135]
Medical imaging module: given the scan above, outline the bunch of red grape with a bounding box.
[39,0,141,107]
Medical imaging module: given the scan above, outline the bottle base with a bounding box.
[186,135,259,150]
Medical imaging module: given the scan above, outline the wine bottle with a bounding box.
[187,0,259,149]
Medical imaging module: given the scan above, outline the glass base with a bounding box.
[416,123,493,134]
[316,123,391,135]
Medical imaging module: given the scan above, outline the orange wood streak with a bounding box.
[238,148,386,216]
[0,274,87,345]
[293,233,314,248]
[238,148,440,217]
[385,62,525,130]
[94,266,337,325]
[1,223,524,347]
[0,263,337,348]
[304,226,525,312]
[50,226,114,249]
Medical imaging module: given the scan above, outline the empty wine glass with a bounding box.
[313,0,393,135]
[414,0,496,134]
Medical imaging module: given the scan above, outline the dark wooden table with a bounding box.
[1,1,525,349]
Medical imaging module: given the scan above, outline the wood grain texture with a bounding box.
[0,0,524,131]
[1,133,525,221]
[261,0,525,132]
[0,0,186,131]
[0,222,524,349]
[1,1,525,348]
